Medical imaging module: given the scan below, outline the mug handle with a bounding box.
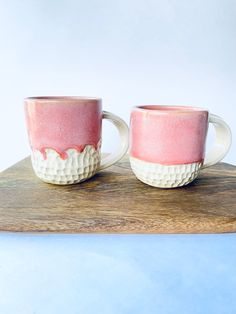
[99,111,129,170]
[202,113,232,169]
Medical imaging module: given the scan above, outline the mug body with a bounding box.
[130,105,209,188]
[25,96,102,184]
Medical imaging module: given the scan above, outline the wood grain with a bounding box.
[0,156,236,233]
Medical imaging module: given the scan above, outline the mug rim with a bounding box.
[24,96,101,102]
[133,105,208,114]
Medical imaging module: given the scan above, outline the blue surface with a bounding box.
[0,234,236,314]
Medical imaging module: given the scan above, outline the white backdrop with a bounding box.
[0,0,235,171]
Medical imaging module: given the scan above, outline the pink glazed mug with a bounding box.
[130,105,232,188]
[25,96,129,185]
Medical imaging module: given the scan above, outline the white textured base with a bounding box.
[31,145,101,185]
[130,157,202,188]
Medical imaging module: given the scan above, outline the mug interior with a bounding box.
[135,105,207,113]
[25,96,101,102]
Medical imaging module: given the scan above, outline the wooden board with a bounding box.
[0,156,236,233]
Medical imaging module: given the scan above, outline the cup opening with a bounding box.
[25,96,101,102]
[135,105,207,113]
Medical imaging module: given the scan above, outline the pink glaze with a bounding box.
[25,97,102,159]
[130,105,209,165]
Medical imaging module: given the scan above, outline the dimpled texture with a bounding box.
[31,145,101,185]
[130,157,202,188]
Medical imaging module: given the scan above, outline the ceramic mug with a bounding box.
[25,96,129,185]
[130,105,232,188]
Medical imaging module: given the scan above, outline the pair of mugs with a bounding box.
[25,96,231,188]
